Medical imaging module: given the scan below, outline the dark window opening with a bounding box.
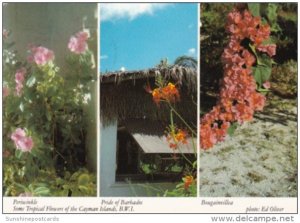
[116,127,196,183]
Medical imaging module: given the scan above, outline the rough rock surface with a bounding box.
[200,95,297,197]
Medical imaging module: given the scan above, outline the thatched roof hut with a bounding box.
[100,65,197,127]
[100,66,197,196]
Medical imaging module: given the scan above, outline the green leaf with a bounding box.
[266,3,278,23]
[70,172,80,181]
[141,164,151,174]
[30,148,42,158]
[257,88,270,95]
[78,185,89,193]
[15,149,23,159]
[227,122,238,136]
[248,3,260,17]
[252,65,272,87]
[33,186,50,196]
[26,76,36,87]
[19,102,24,112]
[257,54,272,67]
[78,174,90,186]
[249,44,258,60]
[192,161,197,169]
[261,37,275,46]
[13,182,27,191]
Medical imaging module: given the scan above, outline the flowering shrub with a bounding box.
[3,29,96,196]
[68,31,89,54]
[200,7,276,149]
[11,128,34,152]
[147,76,197,196]
[27,46,55,65]
[14,67,27,96]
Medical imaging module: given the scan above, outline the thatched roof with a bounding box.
[100,66,197,126]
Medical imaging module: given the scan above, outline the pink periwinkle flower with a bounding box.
[15,68,26,84]
[28,46,55,66]
[15,84,23,96]
[11,128,34,152]
[14,68,26,96]
[11,128,26,141]
[68,31,89,54]
[17,137,34,152]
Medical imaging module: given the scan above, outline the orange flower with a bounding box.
[148,82,180,105]
[166,128,188,150]
[152,88,161,104]
[175,129,187,142]
[162,83,180,103]
[183,175,194,190]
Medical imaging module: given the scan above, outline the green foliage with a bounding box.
[248,3,260,17]
[201,3,296,140]
[163,179,197,197]
[201,3,297,95]
[271,60,297,97]
[200,3,233,91]
[3,31,96,196]
[174,56,197,70]
[4,167,96,197]
[156,58,170,69]
[227,122,238,137]
[255,3,297,62]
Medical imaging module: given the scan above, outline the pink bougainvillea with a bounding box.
[200,8,276,150]
[68,31,89,54]
[15,67,26,96]
[257,44,277,57]
[27,46,54,66]
[11,128,34,152]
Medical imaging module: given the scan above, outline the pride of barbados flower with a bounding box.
[27,46,54,66]
[183,175,194,190]
[166,128,188,150]
[147,82,180,105]
[11,128,34,152]
[68,31,89,54]
[200,8,276,150]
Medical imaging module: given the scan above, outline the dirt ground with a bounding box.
[200,95,297,197]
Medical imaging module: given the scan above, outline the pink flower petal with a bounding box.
[263,81,271,89]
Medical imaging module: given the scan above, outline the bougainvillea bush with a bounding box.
[200,4,278,149]
[3,29,96,196]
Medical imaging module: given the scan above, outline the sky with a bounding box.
[100,3,198,73]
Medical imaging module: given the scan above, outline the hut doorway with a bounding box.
[116,127,139,176]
